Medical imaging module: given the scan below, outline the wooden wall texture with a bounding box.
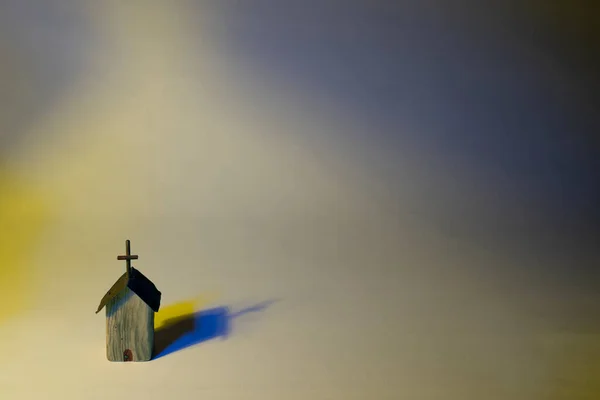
[106,287,154,362]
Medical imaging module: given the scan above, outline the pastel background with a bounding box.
[0,1,598,399]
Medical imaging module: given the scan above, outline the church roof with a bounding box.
[95,267,162,314]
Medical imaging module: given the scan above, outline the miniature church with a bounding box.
[96,240,162,362]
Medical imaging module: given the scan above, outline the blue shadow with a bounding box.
[152,300,277,360]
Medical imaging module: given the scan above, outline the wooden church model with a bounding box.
[96,240,162,362]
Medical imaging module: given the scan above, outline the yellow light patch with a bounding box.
[154,293,218,329]
[0,171,50,323]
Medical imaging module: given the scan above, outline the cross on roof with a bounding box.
[117,239,138,275]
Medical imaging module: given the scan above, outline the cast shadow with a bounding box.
[153,299,278,360]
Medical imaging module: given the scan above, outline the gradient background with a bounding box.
[0,1,599,398]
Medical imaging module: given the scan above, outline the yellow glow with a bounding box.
[0,171,50,323]
[154,294,218,329]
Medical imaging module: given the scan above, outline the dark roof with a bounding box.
[96,267,162,314]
